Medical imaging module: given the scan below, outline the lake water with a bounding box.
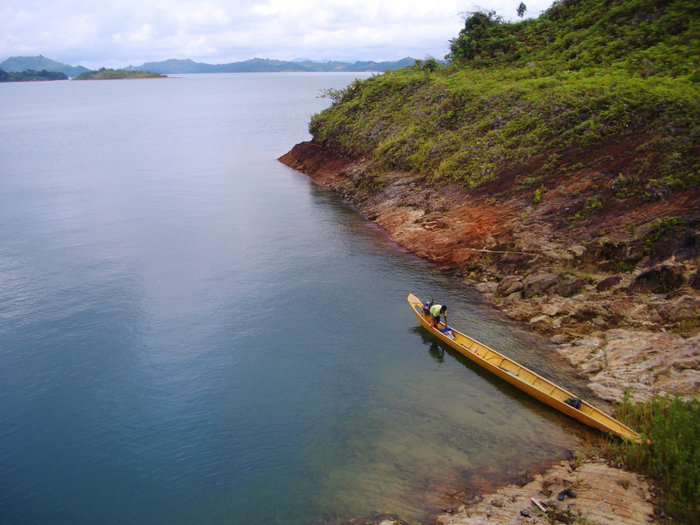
[0,73,593,524]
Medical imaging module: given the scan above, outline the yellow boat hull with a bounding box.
[408,294,641,443]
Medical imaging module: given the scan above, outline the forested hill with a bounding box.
[0,55,89,77]
[0,69,68,82]
[309,0,698,196]
[447,0,697,78]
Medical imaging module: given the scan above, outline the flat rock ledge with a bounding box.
[437,458,655,525]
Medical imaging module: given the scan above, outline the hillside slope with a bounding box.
[281,0,699,402]
[0,55,89,76]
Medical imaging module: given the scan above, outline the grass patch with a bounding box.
[609,394,700,524]
[311,66,697,191]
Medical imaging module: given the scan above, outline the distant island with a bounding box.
[0,55,89,77]
[73,68,166,80]
[0,69,68,82]
[0,55,417,77]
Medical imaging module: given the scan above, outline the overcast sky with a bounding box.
[2,0,554,68]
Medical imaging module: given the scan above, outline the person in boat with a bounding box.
[428,303,447,329]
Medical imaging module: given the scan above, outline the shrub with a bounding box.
[610,394,700,524]
[643,216,686,249]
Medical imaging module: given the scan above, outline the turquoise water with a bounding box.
[0,73,591,524]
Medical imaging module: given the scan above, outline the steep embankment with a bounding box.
[281,0,699,403]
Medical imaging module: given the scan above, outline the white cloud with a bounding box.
[0,0,555,68]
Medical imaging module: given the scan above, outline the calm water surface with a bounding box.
[0,73,593,524]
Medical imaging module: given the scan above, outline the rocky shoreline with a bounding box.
[436,456,657,525]
[280,140,699,524]
[280,141,699,403]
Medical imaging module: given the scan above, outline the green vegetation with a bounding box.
[73,68,166,80]
[643,216,686,249]
[447,0,698,78]
[310,0,699,195]
[0,68,68,82]
[0,55,89,77]
[532,187,544,203]
[610,395,700,524]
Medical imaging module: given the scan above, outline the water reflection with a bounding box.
[428,341,445,363]
[411,324,599,442]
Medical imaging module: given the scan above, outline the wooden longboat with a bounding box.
[408,294,641,442]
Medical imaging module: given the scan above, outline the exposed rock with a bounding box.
[631,265,686,294]
[656,295,700,324]
[523,273,563,298]
[474,281,499,298]
[497,275,524,297]
[554,278,585,297]
[591,239,643,271]
[562,336,606,374]
[529,314,551,325]
[567,245,586,258]
[647,226,700,266]
[543,247,574,261]
[542,301,564,317]
[503,291,524,306]
[502,252,537,269]
[607,299,637,322]
[279,141,357,188]
[550,333,571,344]
[558,329,700,401]
[690,271,700,290]
[437,459,655,525]
[596,275,622,292]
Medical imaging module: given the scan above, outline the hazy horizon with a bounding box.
[1,53,418,68]
[2,0,554,70]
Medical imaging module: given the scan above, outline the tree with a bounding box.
[517,2,527,18]
[447,10,516,63]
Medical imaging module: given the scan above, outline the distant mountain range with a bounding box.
[0,55,89,77]
[0,56,417,76]
[125,57,417,74]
